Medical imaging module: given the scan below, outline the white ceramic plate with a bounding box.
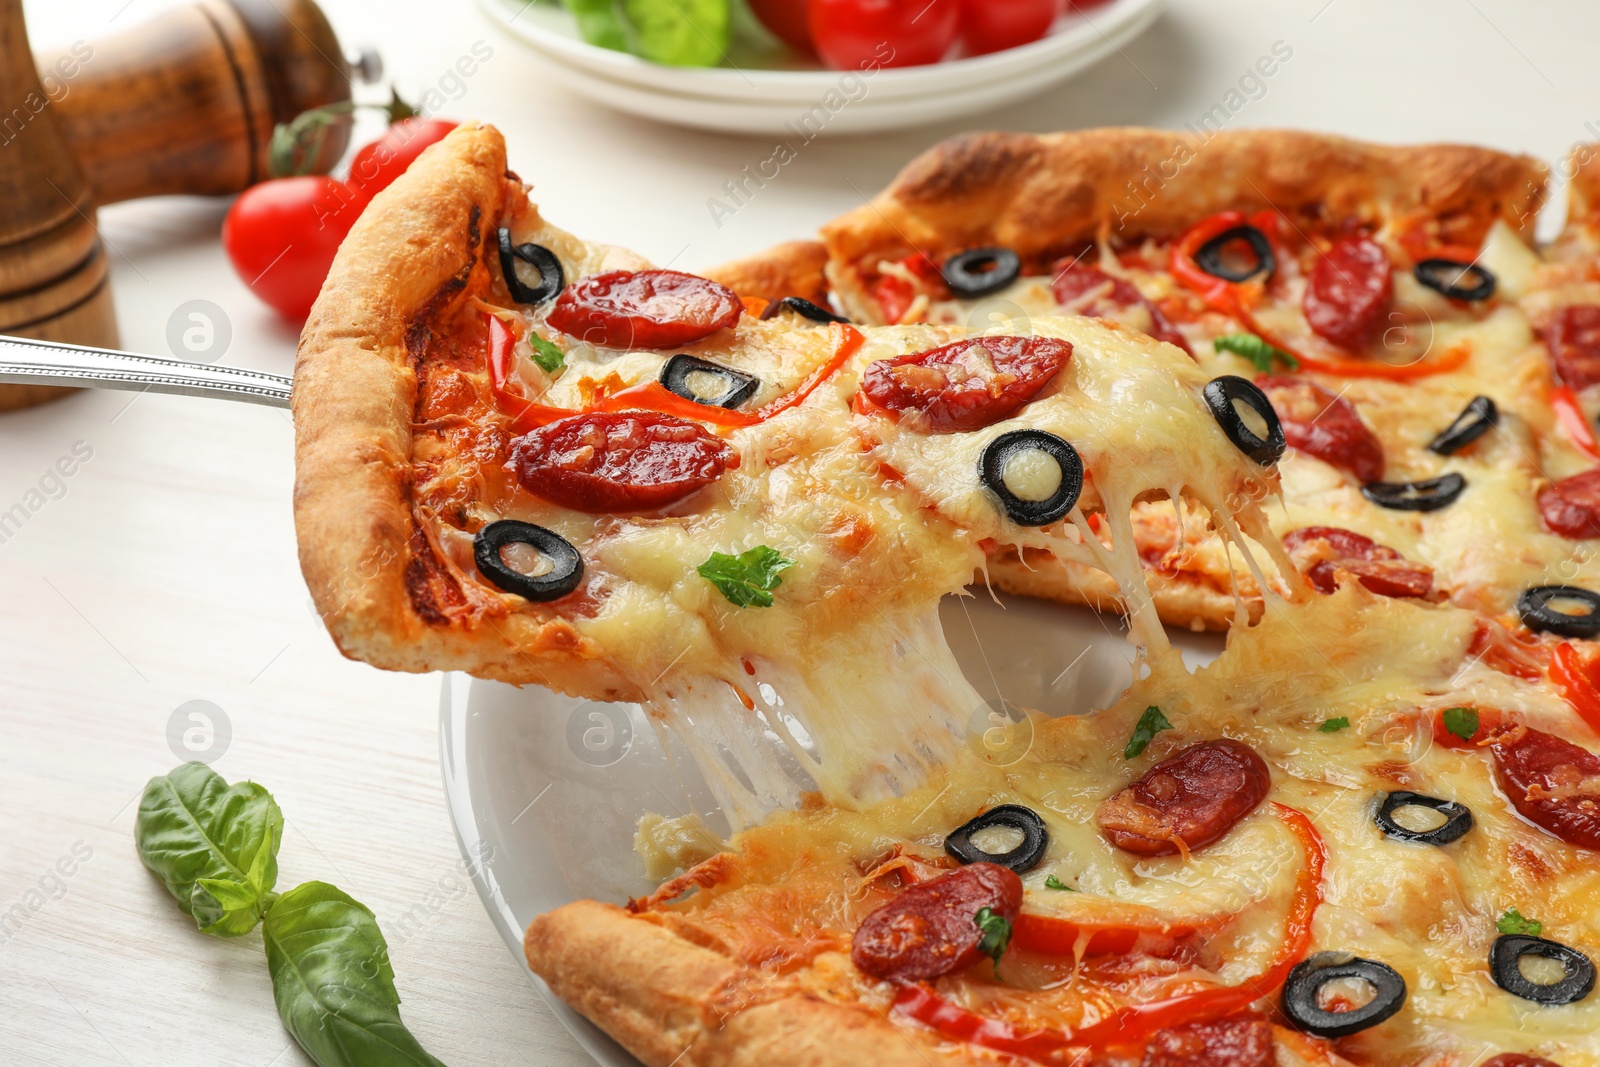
[478,0,1166,134]
[441,593,1220,1067]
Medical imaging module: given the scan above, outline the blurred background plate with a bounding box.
[442,593,1219,1067]
[478,0,1166,133]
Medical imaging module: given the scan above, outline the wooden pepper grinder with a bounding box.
[0,0,358,411]
[42,0,357,204]
[0,0,114,411]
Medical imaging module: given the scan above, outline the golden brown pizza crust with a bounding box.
[985,550,1261,633]
[819,127,1545,318]
[1563,142,1600,231]
[704,240,830,306]
[292,122,634,699]
[525,901,956,1067]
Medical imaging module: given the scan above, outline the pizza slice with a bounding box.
[293,122,1294,824]
[528,587,1600,1067]
[711,129,1600,639]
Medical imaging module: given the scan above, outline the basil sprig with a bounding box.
[135,762,283,936]
[699,545,795,608]
[265,883,447,1067]
[136,763,451,1067]
[1213,332,1299,373]
[1123,705,1173,759]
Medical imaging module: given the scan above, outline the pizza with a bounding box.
[290,122,1600,1067]
[711,128,1600,644]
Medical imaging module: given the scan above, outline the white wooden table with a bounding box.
[3,0,1597,1063]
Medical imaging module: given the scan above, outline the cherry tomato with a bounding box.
[750,0,814,52]
[959,0,1055,56]
[223,120,458,321]
[809,0,960,70]
[222,176,362,321]
[347,117,458,201]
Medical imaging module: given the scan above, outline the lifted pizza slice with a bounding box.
[294,123,1295,826]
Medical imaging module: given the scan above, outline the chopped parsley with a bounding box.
[1498,909,1543,937]
[1442,707,1481,743]
[1124,705,1173,760]
[697,546,795,608]
[526,335,567,373]
[1214,332,1299,373]
[974,907,1013,974]
[1044,875,1076,892]
[1319,717,1351,733]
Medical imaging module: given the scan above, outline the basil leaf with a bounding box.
[1498,908,1543,936]
[264,881,449,1067]
[1123,705,1173,759]
[527,335,566,374]
[561,0,629,52]
[973,907,1012,975]
[622,0,729,66]
[698,546,795,608]
[1442,706,1480,743]
[1044,875,1076,891]
[1318,716,1350,733]
[134,762,283,937]
[1213,332,1298,372]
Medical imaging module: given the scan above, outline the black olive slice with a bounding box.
[1428,396,1498,455]
[474,520,584,602]
[1360,473,1466,512]
[497,228,565,306]
[1203,376,1286,466]
[1374,791,1473,845]
[942,247,1022,299]
[1518,585,1600,638]
[979,430,1084,527]
[759,296,850,325]
[1491,935,1596,1005]
[659,354,759,410]
[1282,953,1408,1038]
[944,804,1049,873]
[1195,225,1276,284]
[1415,258,1496,302]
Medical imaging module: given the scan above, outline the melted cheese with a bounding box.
[418,209,1294,828]
[485,199,1600,1065]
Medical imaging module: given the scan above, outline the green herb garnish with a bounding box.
[137,763,451,1067]
[1124,705,1173,759]
[527,335,566,373]
[1214,332,1299,372]
[1044,875,1077,891]
[974,907,1013,974]
[1442,706,1481,743]
[1319,717,1351,733]
[1498,908,1543,936]
[134,762,283,937]
[698,546,795,608]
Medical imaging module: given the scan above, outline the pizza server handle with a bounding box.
[0,334,292,409]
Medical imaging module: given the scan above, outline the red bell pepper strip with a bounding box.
[891,803,1326,1059]
[485,315,864,434]
[1169,213,1470,381]
[1550,385,1600,462]
[1552,642,1600,736]
[486,314,574,432]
